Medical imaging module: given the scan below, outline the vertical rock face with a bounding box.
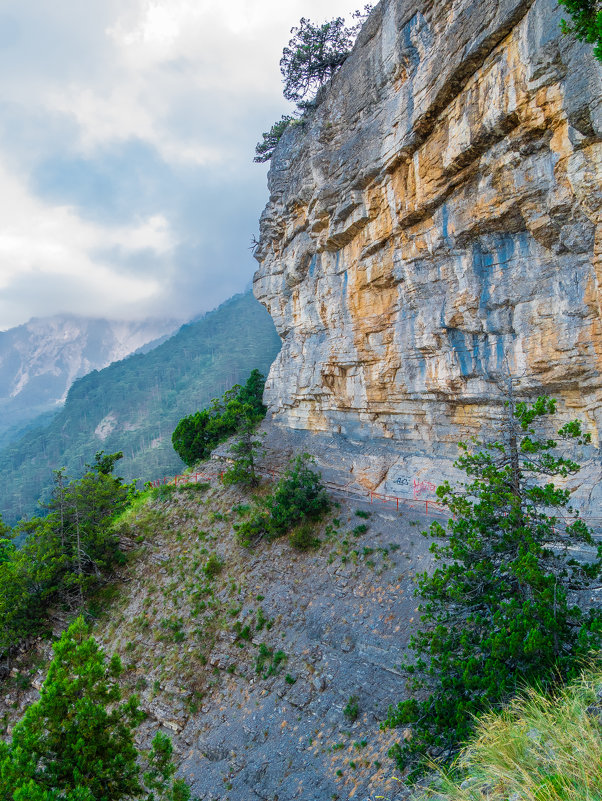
[254,0,602,506]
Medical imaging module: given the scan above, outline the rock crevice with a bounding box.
[254,0,602,509]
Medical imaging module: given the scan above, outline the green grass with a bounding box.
[111,489,154,527]
[421,665,602,801]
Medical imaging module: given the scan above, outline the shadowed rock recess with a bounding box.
[254,0,602,512]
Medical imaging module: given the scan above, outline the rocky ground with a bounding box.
[0,474,439,800]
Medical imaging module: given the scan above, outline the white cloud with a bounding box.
[0,0,362,329]
[0,158,166,326]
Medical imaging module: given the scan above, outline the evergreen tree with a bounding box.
[280,12,369,104]
[88,451,124,477]
[559,0,602,60]
[384,396,602,777]
[221,403,265,488]
[236,370,267,419]
[267,453,331,536]
[0,555,31,671]
[0,619,192,801]
[0,453,132,668]
[32,452,129,610]
[0,516,11,563]
[233,453,331,548]
[172,371,266,467]
[253,6,372,162]
[0,617,143,800]
[253,116,294,163]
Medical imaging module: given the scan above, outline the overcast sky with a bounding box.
[0,0,356,330]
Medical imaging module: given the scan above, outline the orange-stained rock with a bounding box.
[254,0,602,511]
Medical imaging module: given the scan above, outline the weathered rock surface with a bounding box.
[254,0,602,511]
[0,484,436,800]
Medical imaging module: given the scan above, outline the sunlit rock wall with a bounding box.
[254,0,602,508]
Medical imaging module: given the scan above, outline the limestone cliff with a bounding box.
[254,0,602,509]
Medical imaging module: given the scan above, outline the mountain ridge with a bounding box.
[0,291,281,524]
[0,313,181,448]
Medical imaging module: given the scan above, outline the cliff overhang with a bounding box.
[254,0,602,512]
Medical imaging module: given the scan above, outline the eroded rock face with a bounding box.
[254,0,602,508]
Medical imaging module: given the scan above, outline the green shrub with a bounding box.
[267,454,330,536]
[159,617,186,643]
[254,116,294,163]
[255,643,287,678]
[267,650,287,677]
[233,622,252,642]
[255,643,272,675]
[289,522,321,550]
[234,508,271,548]
[255,607,267,631]
[343,695,359,722]
[352,523,368,536]
[172,369,266,466]
[202,553,224,579]
[233,454,329,549]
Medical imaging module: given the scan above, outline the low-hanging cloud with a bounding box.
[0,0,355,330]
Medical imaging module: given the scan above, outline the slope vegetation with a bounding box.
[0,475,435,800]
[0,471,599,800]
[426,667,602,801]
[0,292,280,523]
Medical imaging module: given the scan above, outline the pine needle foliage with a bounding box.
[0,453,131,669]
[280,16,356,104]
[171,369,266,467]
[384,396,602,778]
[253,6,372,162]
[221,408,265,488]
[253,116,294,163]
[234,454,330,547]
[0,618,191,800]
[559,0,602,61]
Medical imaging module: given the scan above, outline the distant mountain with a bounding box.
[0,315,180,448]
[0,292,281,523]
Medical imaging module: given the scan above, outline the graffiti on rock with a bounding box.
[412,479,436,499]
[389,474,437,498]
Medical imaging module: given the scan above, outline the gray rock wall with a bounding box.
[254,0,602,512]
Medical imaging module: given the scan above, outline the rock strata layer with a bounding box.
[254,0,602,510]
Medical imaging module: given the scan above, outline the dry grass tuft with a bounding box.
[422,663,602,801]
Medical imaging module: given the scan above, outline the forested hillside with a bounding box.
[0,315,178,449]
[0,292,281,523]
